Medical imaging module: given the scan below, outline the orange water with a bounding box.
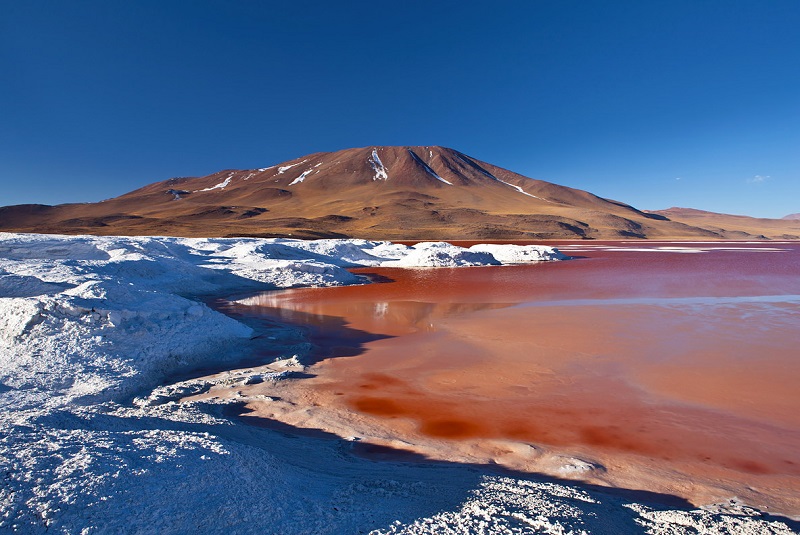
[228,241,800,510]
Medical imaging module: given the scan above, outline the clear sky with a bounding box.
[2,0,799,218]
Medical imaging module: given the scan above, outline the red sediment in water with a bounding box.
[352,396,407,416]
[232,241,800,509]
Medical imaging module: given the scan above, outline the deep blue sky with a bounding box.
[2,1,799,218]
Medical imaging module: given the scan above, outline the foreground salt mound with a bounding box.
[384,241,501,268]
[1,233,793,534]
[285,239,412,266]
[469,243,569,263]
[388,242,568,267]
[0,235,354,408]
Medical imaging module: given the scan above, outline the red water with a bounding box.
[232,241,800,510]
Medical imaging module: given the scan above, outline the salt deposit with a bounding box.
[0,232,793,534]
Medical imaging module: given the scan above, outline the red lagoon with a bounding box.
[225,241,800,513]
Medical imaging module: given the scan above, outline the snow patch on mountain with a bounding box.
[195,172,235,193]
[408,150,452,185]
[289,169,314,186]
[278,160,308,174]
[166,188,188,200]
[454,153,548,200]
[369,149,389,181]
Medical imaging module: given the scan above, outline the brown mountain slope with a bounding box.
[0,146,793,240]
[649,208,800,240]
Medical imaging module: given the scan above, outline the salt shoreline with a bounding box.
[1,232,797,534]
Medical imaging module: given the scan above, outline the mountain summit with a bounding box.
[1,146,797,239]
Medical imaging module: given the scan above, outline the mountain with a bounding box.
[783,213,800,220]
[1,146,797,240]
[649,208,800,240]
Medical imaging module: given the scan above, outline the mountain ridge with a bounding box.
[648,207,800,240]
[1,146,798,240]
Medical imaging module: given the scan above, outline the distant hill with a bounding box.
[1,146,798,240]
[783,213,800,221]
[648,208,800,240]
